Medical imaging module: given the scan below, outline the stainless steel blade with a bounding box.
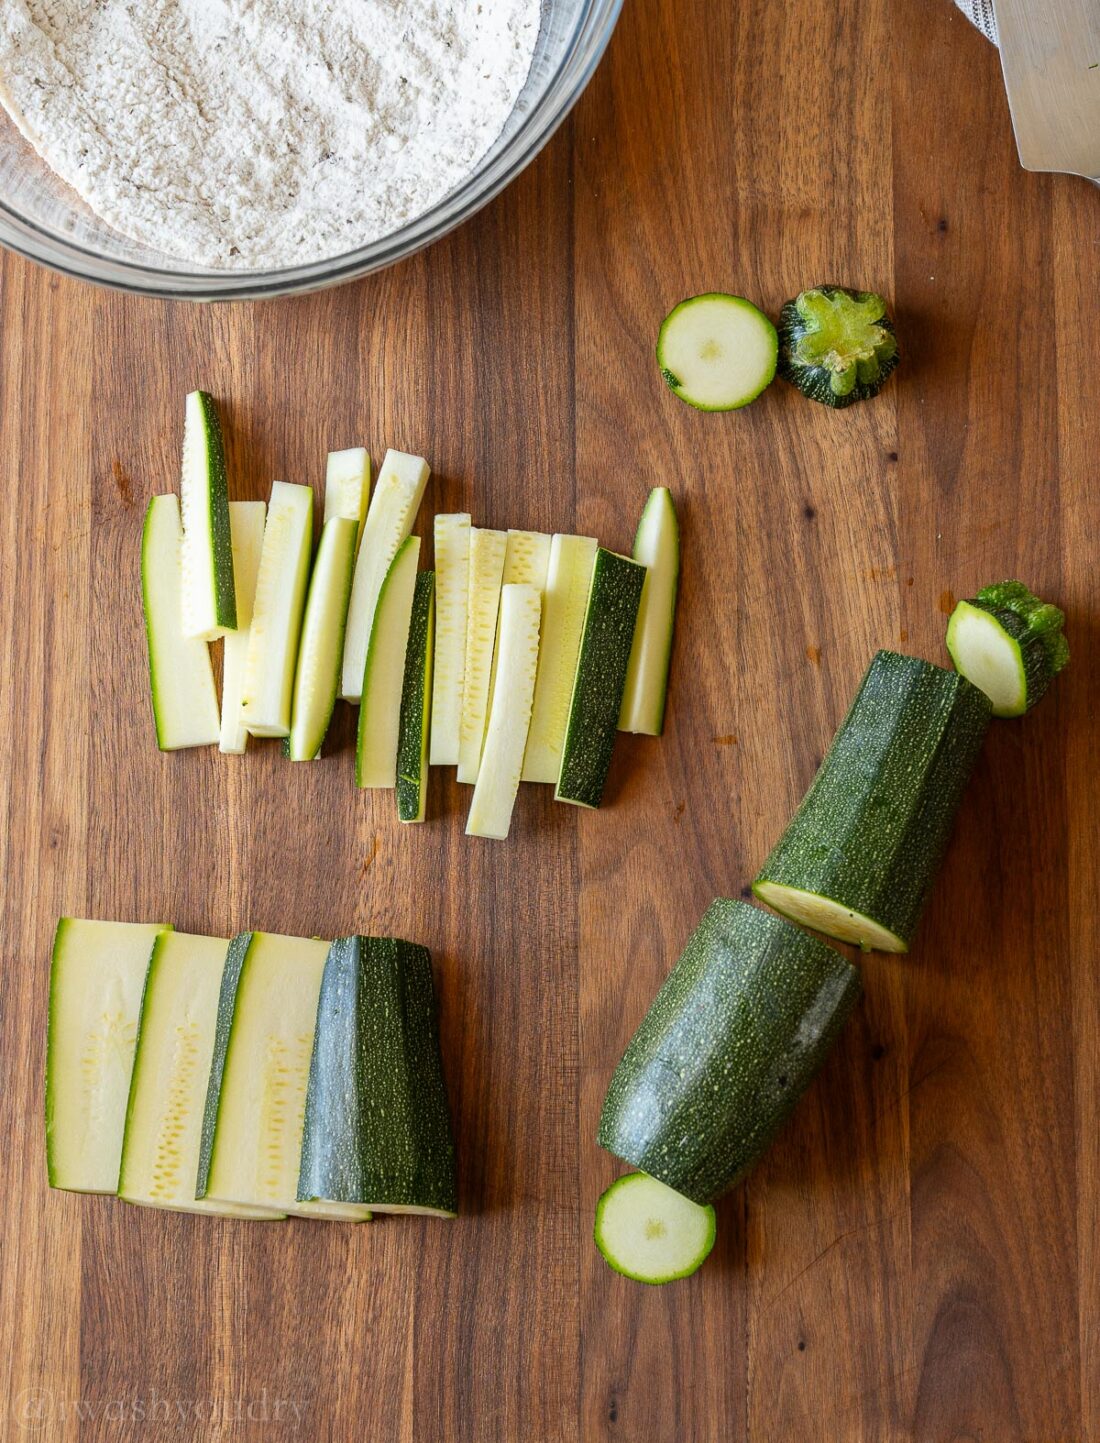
[993,0,1100,178]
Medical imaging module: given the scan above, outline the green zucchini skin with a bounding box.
[776,286,899,408]
[946,581,1069,716]
[189,390,237,630]
[555,548,646,809]
[755,650,991,950]
[597,900,861,1205]
[194,932,251,1200]
[297,937,458,1215]
[396,572,436,823]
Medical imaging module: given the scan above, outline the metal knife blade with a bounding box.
[993,0,1100,178]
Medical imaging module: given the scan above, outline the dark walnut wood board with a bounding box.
[0,0,1096,1437]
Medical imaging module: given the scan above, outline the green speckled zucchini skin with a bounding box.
[598,900,861,1204]
[194,931,251,1199]
[396,571,435,823]
[191,390,237,629]
[555,548,646,808]
[755,650,991,949]
[297,937,457,1215]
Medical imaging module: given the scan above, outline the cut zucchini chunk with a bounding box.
[340,450,430,701]
[323,448,371,547]
[287,517,358,760]
[428,513,471,767]
[594,1173,716,1284]
[179,390,236,639]
[555,548,646,809]
[142,495,221,751]
[46,918,170,1193]
[522,534,598,783]
[356,535,422,788]
[946,581,1069,718]
[457,527,508,784]
[467,584,542,840]
[619,487,680,735]
[298,936,457,1218]
[119,932,283,1218]
[753,650,991,953]
[219,501,267,755]
[198,932,332,1216]
[483,529,551,740]
[598,900,861,1203]
[397,572,436,823]
[240,481,314,738]
[777,285,899,408]
[657,294,778,411]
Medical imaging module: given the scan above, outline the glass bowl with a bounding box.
[0,0,621,301]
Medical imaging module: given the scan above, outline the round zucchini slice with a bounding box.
[594,1172,716,1284]
[656,293,777,411]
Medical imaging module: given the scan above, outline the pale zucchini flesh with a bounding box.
[142,495,221,751]
[241,481,314,738]
[323,448,371,545]
[467,584,542,840]
[118,932,282,1218]
[945,601,1028,717]
[522,534,598,783]
[356,535,422,788]
[219,501,267,755]
[457,527,508,784]
[47,918,170,1193]
[619,488,679,735]
[179,390,236,639]
[340,450,430,701]
[751,883,906,953]
[396,572,436,823]
[288,517,358,760]
[594,1173,716,1284]
[429,513,472,767]
[483,529,551,742]
[657,294,778,412]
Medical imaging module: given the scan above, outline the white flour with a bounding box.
[0,0,540,269]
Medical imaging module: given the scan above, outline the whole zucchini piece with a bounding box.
[777,285,899,408]
[597,900,861,1205]
[946,580,1069,717]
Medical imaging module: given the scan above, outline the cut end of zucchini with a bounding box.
[594,1173,716,1285]
[945,600,1030,717]
[752,880,907,953]
[777,286,899,408]
[656,294,778,411]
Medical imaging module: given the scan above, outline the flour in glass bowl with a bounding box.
[0,0,541,270]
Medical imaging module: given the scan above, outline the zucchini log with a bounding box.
[594,1172,716,1285]
[946,580,1069,717]
[777,286,898,408]
[754,650,991,952]
[598,900,860,1205]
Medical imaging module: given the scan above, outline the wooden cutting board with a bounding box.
[0,0,1096,1438]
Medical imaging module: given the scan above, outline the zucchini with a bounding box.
[118,932,283,1218]
[555,548,646,809]
[619,488,679,735]
[340,450,430,702]
[197,931,334,1216]
[597,900,861,1204]
[522,534,598,783]
[141,495,221,751]
[428,513,471,767]
[287,517,358,760]
[396,571,436,823]
[297,936,457,1218]
[467,584,542,840]
[178,391,235,638]
[457,527,508,784]
[483,530,551,740]
[656,294,777,411]
[241,481,314,738]
[776,286,899,408]
[219,501,267,755]
[356,535,421,788]
[46,918,170,1193]
[754,651,991,953]
[946,580,1069,717]
[594,1173,716,1285]
[323,448,371,547]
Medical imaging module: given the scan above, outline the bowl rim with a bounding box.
[0,0,623,302]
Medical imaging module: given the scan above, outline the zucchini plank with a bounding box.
[428,513,471,767]
[522,534,598,783]
[356,536,421,788]
[467,583,541,840]
[287,516,358,760]
[219,501,267,755]
[396,571,436,823]
[457,528,508,784]
[179,390,236,638]
[619,488,679,735]
[323,448,371,547]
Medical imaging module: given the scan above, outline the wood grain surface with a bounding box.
[0,0,1096,1438]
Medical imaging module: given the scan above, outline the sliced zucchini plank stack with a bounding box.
[323,447,371,543]
[946,580,1069,717]
[753,650,991,953]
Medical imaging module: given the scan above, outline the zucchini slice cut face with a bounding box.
[396,571,436,823]
[287,516,358,760]
[241,481,314,738]
[356,535,421,788]
[619,487,680,735]
[179,390,236,639]
[594,1173,716,1285]
[47,918,170,1193]
[429,513,472,767]
[522,534,598,783]
[219,501,267,755]
[457,527,508,784]
[142,495,221,751]
[467,583,542,840]
[946,581,1069,718]
[323,447,371,546]
[656,293,777,411]
[777,285,899,408]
